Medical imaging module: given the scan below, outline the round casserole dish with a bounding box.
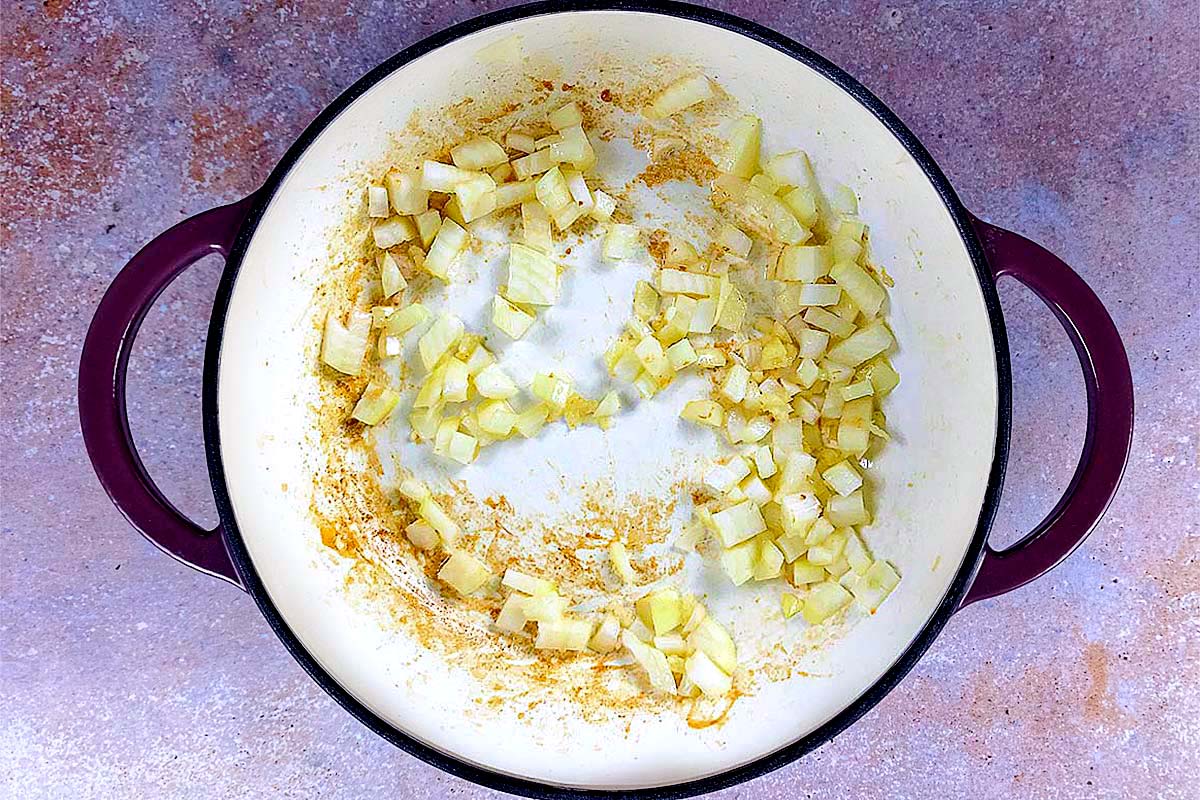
[78,2,1133,796]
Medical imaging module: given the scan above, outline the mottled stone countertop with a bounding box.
[2,1,1196,798]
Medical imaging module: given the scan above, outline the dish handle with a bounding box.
[960,216,1134,607]
[78,195,259,590]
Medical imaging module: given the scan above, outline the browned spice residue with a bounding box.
[646,228,670,268]
[637,146,719,189]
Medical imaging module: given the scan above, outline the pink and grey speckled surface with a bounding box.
[2,0,1197,797]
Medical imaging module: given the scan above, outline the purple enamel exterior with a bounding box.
[3,0,1196,798]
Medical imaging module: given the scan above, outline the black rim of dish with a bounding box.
[202,2,1012,797]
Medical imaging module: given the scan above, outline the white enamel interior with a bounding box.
[215,10,998,791]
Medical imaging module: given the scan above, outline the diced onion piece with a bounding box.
[753,445,777,479]
[385,303,429,336]
[782,186,819,227]
[795,328,830,359]
[603,224,640,260]
[351,381,400,425]
[551,202,585,231]
[534,166,572,212]
[681,399,724,427]
[490,162,515,183]
[843,529,873,574]
[438,551,492,595]
[803,306,856,338]
[593,389,621,418]
[438,357,467,403]
[686,616,737,673]
[535,617,593,651]
[666,339,698,370]
[830,183,859,215]
[703,456,750,494]
[805,517,835,546]
[714,278,747,331]
[495,594,530,633]
[622,631,677,694]
[424,219,469,281]
[866,358,901,395]
[797,283,841,307]
[512,149,555,180]
[476,399,517,436]
[562,169,594,213]
[851,560,900,612]
[446,431,478,465]
[608,540,635,585]
[367,185,390,217]
[808,531,849,567]
[720,363,751,403]
[654,633,688,656]
[791,557,825,585]
[321,309,371,376]
[414,209,441,248]
[646,74,713,118]
[720,115,761,178]
[718,223,753,258]
[589,614,622,653]
[753,539,785,580]
[842,380,874,401]
[373,216,416,249]
[590,189,616,221]
[780,492,820,537]
[417,313,465,371]
[827,320,894,366]
[531,372,571,412]
[473,363,519,399]
[405,521,439,551]
[778,245,832,282]
[523,593,569,622]
[378,251,407,299]
[550,125,595,168]
[504,243,559,306]
[450,136,507,170]
[801,581,853,624]
[656,296,697,345]
[519,201,553,252]
[514,403,550,437]
[635,589,682,635]
[385,170,429,215]
[421,160,480,192]
[454,173,497,222]
[658,269,718,297]
[830,261,885,317]
[495,179,535,210]
[684,650,732,697]
[827,489,870,526]
[822,460,863,496]
[633,280,659,321]
[634,336,672,384]
[712,500,766,547]
[690,299,719,334]
[548,101,583,130]
[781,593,802,619]
[506,131,536,153]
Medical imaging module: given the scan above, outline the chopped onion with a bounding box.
[504,243,559,306]
[351,381,400,425]
[548,102,583,131]
[686,616,737,673]
[417,313,465,371]
[505,131,536,154]
[712,500,766,547]
[801,580,852,624]
[622,631,677,694]
[602,224,640,260]
[720,115,761,178]
[367,185,390,218]
[646,74,713,118]
[384,170,429,215]
[321,309,371,376]
[535,617,593,651]
[589,614,622,652]
[777,245,832,282]
[451,136,507,170]
[438,551,491,595]
[608,540,635,585]
[373,216,416,249]
[405,521,439,551]
[681,399,724,427]
[424,219,469,281]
